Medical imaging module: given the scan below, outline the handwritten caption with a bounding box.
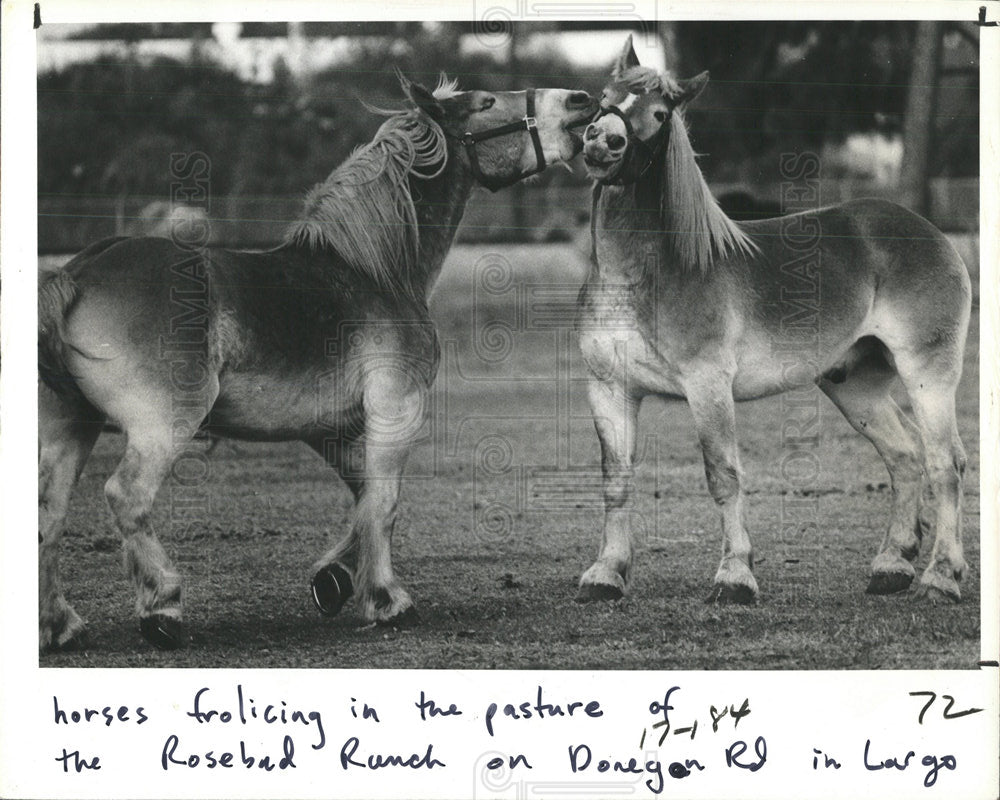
[49,684,981,793]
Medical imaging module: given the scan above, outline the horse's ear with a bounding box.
[671,70,709,106]
[612,34,640,78]
[398,70,444,119]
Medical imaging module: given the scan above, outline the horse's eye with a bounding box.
[480,96,495,112]
[654,110,668,122]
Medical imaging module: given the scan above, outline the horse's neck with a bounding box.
[410,145,475,298]
[592,185,663,284]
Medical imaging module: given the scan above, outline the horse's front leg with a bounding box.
[685,373,759,604]
[312,372,425,626]
[577,377,640,602]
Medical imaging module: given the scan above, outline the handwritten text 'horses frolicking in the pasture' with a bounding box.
[38,74,597,651]
[576,37,971,607]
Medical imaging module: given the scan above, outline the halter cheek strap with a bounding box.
[460,88,547,193]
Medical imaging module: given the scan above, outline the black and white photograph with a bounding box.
[33,14,984,668]
[2,1,998,797]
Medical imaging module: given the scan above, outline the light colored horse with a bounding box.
[576,37,971,606]
[38,75,596,650]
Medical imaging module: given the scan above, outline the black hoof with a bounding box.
[376,604,420,628]
[311,563,354,616]
[707,583,758,605]
[575,582,624,603]
[866,571,914,595]
[139,615,187,650]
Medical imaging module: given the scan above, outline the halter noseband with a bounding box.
[592,102,671,186]
[459,88,547,193]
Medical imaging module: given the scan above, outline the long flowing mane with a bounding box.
[284,104,448,294]
[617,66,758,274]
[659,109,758,273]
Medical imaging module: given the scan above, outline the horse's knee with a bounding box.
[884,445,923,485]
[925,455,963,497]
[952,445,967,479]
[104,474,145,532]
[603,482,630,510]
[104,449,160,532]
[601,463,633,510]
[704,461,740,505]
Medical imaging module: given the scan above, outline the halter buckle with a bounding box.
[523,115,537,130]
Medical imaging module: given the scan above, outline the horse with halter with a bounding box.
[38,74,596,650]
[576,37,971,607]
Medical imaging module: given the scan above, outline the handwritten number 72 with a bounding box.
[909,692,984,725]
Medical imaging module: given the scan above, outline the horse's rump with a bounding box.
[737,198,970,348]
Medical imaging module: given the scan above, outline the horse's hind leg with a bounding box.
[818,343,924,594]
[892,369,966,602]
[39,386,102,651]
[103,425,188,647]
[101,379,217,647]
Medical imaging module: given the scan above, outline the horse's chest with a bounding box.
[577,288,684,395]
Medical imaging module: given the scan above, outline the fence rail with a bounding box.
[37,177,979,253]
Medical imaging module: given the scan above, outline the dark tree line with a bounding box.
[39,21,977,207]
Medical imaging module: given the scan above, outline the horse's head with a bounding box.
[583,35,708,185]
[399,73,597,191]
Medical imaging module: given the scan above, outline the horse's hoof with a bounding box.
[576,562,627,603]
[376,604,420,628]
[575,582,624,603]
[868,552,915,595]
[311,563,354,616]
[139,614,187,650]
[40,605,89,652]
[707,583,758,605]
[866,571,913,595]
[914,571,961,604]
[54,627,90,652]
[41,624,89,653]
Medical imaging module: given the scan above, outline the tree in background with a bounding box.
[661,20,977,188]
[38,21,978,248]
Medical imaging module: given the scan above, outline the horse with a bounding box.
[38,73,596,651]
[575,36,971,608]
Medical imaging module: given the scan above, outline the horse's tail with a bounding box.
[38,269,83,397]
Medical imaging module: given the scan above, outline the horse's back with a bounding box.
[47,236,439,438]
[741,197,969,313]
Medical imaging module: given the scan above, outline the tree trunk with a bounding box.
[659,22,679,72]
[900,22,944,215]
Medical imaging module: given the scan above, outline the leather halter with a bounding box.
[459,88,547,193]
[593,102,671,186]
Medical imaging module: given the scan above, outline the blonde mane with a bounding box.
[615,65,758,273]
[659,110,758,274]
[284,109,448,295]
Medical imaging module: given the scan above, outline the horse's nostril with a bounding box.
[584,124,600,141]
[607,134,626,151]
[568,91,592,109]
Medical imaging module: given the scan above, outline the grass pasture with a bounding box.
[39,243,981,669]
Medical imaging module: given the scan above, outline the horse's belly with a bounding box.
[209,369,362,441]
[731,329,835,400]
